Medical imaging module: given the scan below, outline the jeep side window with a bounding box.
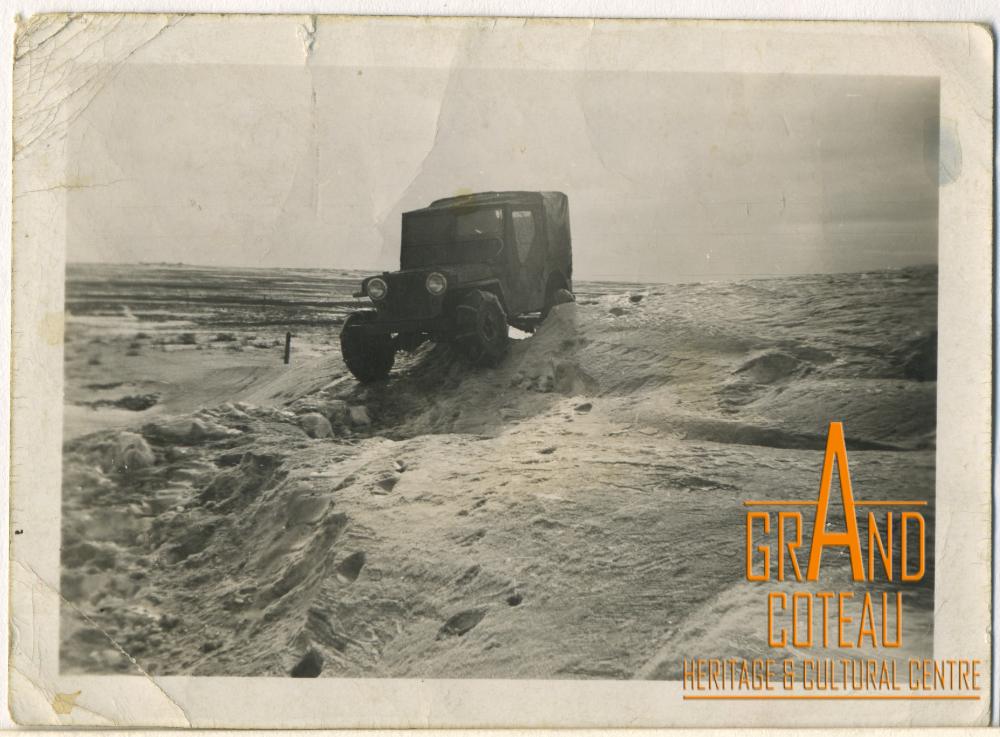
[511,210,536,264]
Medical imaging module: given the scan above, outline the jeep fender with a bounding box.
[450,279,509,315]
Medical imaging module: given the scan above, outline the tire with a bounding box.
[340,311,395,383]
[542,287,575,320]
[455,290,509,366]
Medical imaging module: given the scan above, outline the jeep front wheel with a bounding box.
[455,290,509,366]
[340,311,395,383]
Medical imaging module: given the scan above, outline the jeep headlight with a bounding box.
[425,272,447,296]
[367,277,388,301]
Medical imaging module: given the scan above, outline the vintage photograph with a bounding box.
[57,52,939,678]
[9,13,992,728]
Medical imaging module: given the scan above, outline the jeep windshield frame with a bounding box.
[401,206,506,269]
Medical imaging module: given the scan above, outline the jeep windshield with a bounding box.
[401,207,504,269]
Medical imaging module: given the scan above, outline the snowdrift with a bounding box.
[61,266,937,677]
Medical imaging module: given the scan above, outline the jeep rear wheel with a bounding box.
[455,290,509,366]
[542,287,575,320]
[340,311,395,383]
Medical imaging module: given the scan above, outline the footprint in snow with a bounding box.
[335,551,366,583]
[437,608,486,640]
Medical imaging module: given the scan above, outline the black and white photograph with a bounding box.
[8,13,993,729]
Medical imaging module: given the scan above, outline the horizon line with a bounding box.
[64,260,940,286]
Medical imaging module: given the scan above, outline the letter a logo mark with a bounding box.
[806,422,865,581]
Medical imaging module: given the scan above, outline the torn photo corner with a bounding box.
[8,12,994,729]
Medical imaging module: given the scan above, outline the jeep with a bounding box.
[340,191,574,383]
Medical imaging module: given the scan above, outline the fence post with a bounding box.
[284,332,292,364]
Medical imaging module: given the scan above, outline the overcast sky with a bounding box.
[68,65,938,281]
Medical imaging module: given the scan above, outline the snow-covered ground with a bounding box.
[60,264,936,678]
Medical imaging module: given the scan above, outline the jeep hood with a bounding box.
[390,263,496,284]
